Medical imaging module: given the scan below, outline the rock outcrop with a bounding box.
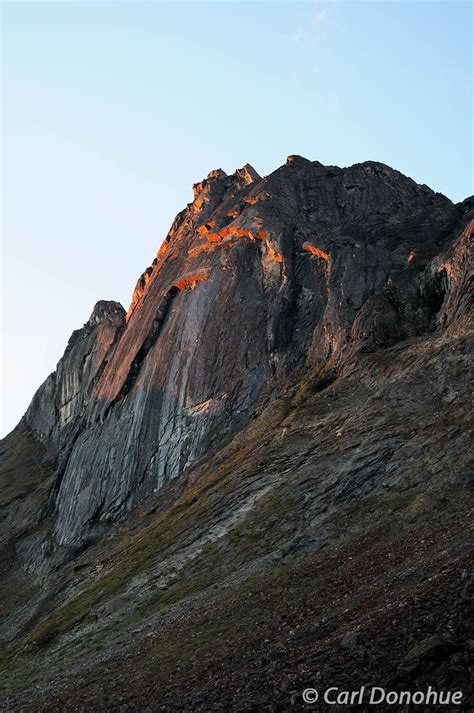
[2,157,472,559]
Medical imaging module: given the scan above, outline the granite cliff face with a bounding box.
[3,157,472,559]
[1,157,473,711]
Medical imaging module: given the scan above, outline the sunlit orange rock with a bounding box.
[197,220,216,236]
[174,274,207,290]
[206,226,267,243]
[156,240,169,262]
[126,266,154,322]
[303,243,330,260]
[265,242,283,263]
[207,231,224,243]
[244,194,266,205]
[234,163,261,184]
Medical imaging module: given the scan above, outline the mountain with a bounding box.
[1,157,473,711]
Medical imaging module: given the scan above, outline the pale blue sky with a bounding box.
[1,0,472,435]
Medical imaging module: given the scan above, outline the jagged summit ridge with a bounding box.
[126,156,454,321]
[6,156,472,557]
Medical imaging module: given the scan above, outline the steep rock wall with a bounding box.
[4,157,471,555]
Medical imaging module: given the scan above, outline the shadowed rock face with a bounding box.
[3,157,473,556]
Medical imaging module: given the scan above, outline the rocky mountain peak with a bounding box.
[3,157,472,557]
[286,154,311,165]
[191,163,262,213]
[87,300,125,326]
[1,155,472,710]
[234,163,261,184]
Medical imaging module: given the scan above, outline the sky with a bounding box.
[1,0,472,436]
